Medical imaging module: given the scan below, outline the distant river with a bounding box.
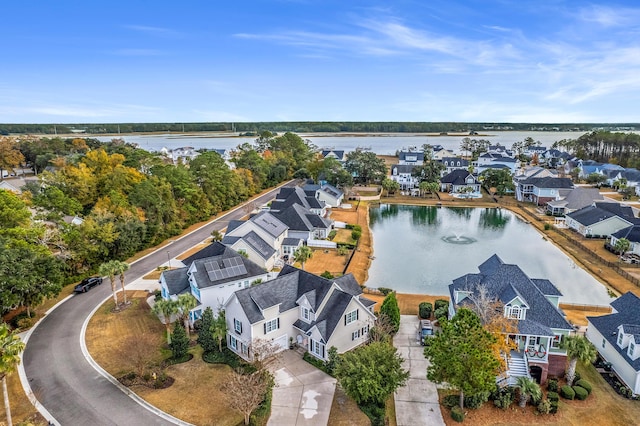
[95,131,589,155]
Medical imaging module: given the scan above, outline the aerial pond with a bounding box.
[366,204,611,305]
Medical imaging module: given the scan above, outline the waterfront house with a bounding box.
[448,254,574,384]
[390,164,419,190]
[321,149,346,163]
[160,243,269,321]
[440,170,480,194]
[608,225,640,257]
[476,153,519,174]
[546,187,604,216]
[515,176,574,205]
[440,157,470,175]
[565,202,637,238]
[586,292,640,396]
[224,265,376,361]
[272,203,334,241]
[398,150,424,166]
[270,186,328,217]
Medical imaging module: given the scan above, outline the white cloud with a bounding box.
[578,5,640,28]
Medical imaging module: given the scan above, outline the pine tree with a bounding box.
[379,292,400,333]
[169,322,190,360]
[197,307,217,353]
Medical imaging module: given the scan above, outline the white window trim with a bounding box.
[629,341,635,358]
[345,309,358,325]
[230,335,237,350]
[618,332,624,346]
[265,318,279,334]
[234,319,242,334]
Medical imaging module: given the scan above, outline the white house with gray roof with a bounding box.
[159,242,269,321]
[390,164,418,190]
[587,292,640,396]
[222,211,289,270]
[270,186,327,217]
[546,187,604,216]
[449,254,573,385]
[565,202,637,237]
[224,265,376,361]
[272,203,333,241]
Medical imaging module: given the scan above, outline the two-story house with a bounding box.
[160,242,269,321]
[449,254,574,384]
[586,292,640,396]
[270,186,328,217]
[565,202,638,238]
[398,150,424,166]
[515,176,574,205]
[440,170,480,194]
[222,211,289,270]
[224,265,376,361]
[390,164,418,190]
[439,157,470,175]
[272,204,333,241]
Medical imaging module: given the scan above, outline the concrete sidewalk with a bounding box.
[393,315,445,426]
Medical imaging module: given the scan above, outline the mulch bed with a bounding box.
[118,372,175,389]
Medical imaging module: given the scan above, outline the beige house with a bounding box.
[224,265,376,361]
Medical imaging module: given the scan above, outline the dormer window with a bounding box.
[301,306,311,322]
[618,332,624,346]
[510,305,521,319]
[628,341,635,358]
[506,305,525,320]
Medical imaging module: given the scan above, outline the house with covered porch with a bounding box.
[448,254,574,385]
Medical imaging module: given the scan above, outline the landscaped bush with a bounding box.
[575,379,592,395]
[547,391,559,402]
[351,230,362,240]
[419,302,433,319]
[547,378,558,392]
[573,372,581,382]
[492,387,515,410]
[337,242,356,250]
[443,394,460,409]
[345,224,362,232]
[450,406,465,423]
[537,398,552,414]
[544,223,552,230]
[434,299,449,310]
[434,306,448,321]
[337,246,349,256]
[320,271,334,279]
[249,383,273,426]
[464,391,490,409]
[573,385,589,400]
[11,311,35,328]
[203,348,256,373]
[328,230,337,240]
[560,385,575,400]
[360,401,385,426]
[550,400,559,414]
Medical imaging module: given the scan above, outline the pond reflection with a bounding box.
[367,204,610,305]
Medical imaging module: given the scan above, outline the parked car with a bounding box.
[419,319,433,345]
[74,277,103,293]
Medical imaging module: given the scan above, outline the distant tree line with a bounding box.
[553,131,640,167]
[2,122,637,136]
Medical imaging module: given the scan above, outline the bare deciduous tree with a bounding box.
[117,333,159,378]
[223,370,272,425]
[249,338,281,371]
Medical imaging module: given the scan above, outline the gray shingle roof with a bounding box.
[162,267,190,296]
[440,170,477,186]
[567,202,637,227]
[521,176,574,189]
[273,204,331,233]
[611,225,640,243]
[283,237,303,246]
[226,220,244,234]
[250,211,288,237]
[320,184,343,198]
[233,265,365,343]
[449,254,572,335]
[588,292,640,371]
[531,279,563,296]
[181,242,228,267]
[190,246,266,289]
[271,186,325,211]
[392,164,416,174]
[547,187,603,210]
[241,231,276,260]
[399,151,424,162]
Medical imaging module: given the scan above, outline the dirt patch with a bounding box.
[303,249,350,277]
[363,292,447,316]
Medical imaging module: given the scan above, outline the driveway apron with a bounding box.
[268,350,336,426]
[393,315,445,426]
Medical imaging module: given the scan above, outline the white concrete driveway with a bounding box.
[393,315,445,426]
[268,350,337,426]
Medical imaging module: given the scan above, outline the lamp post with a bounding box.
[167,251,171,269]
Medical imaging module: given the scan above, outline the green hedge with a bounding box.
[575,379,592,395]
[560,385,575,400]
[547,391,559,402]
[434,299,449,310]
[547,378,558,392]
[451,406,465,422]
[419,302,433,319]
[573,385,589,400]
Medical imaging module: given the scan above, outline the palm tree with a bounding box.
[562,335,597,386]
[515,376,541,408]
[211,310,227,352]
[98,260,118,307]
[0,323,26,426]
[112,261,130,306]
[614,238,631,260]
[293,246,313,271]
[176,293,198,336]
[153,299,178,344]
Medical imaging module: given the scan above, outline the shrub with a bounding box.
[547,378,558,392]
[11,311,35,328]
[550,400,559,414]
[434,299,449,310]
[419,302,433,319]
[328,230,337,240]
[360,401,385,426]
[450,406,465,423]
[573,386,588,400]
[537,398,552,414]
[575,379,592,395]
[320,271,334,279]
[544,223,552,230]
[443,394,460,409]
[337,246,349,256]
[434,306,448,321]
[16,317,35,330]
[560,385,575,400]
[351,230,362,240]
[492,387,515,410]
[547,391,559,402]
[573,371,581,383]
[464,391,490,409]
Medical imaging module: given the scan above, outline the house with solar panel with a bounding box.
[159,242,269,321]
[224,265,376,360]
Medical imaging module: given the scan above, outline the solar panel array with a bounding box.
[204,256,248,281]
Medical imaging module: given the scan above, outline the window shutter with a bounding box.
[277,318,280,329]
[264,323,267,334]
[356,309,359,320]
[322,345,325,359]
[239,321,242,333]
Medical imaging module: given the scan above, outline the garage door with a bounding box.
[272,334,288,352]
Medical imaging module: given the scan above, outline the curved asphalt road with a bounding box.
[23,181,296,425]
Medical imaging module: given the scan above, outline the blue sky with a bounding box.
[2,0,640,123]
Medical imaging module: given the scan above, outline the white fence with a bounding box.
[333,221,347,228]
[307,239,337,249]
